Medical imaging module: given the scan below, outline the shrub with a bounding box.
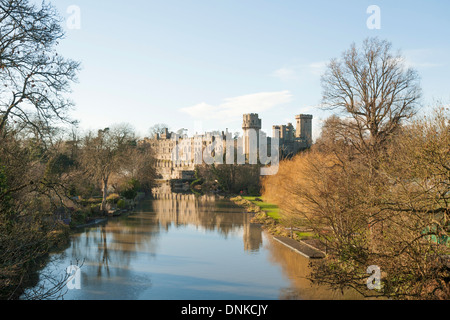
[121,188,137,200]
[106,193,120,203]
[117,199,127,209]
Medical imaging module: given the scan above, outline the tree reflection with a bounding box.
[151,191,263,252]
[97,226,110,278]
[29,189,267,299]
[24,188,367,300]
[265,237,364,300]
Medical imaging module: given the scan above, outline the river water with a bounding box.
[23,192,362,300]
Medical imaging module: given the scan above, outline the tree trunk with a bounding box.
[101,177,109,213]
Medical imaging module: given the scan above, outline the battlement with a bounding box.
[143,112,313,179]
[242,113,261,130]
[295,114,313,120]
[295,114,313,142]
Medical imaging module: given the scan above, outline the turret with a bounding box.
[242,113,261,159]
[295,114,313,144]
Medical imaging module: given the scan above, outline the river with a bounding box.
[22,192,362,300]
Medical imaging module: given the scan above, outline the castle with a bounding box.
[273,114,313,157]
[139,113,313,181]
[243,113,313,158]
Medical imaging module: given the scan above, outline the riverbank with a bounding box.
[67,192,147,229]
[229,195,326,259]
[24,192,350,300]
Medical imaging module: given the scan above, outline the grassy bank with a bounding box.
[230,195,330,259]
[230,195,315,241]
[241,196,282,220]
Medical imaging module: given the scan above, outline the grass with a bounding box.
[242,196,282,221]
[235,196,321,245]
[241,196,316,238]
[295,231,315,240]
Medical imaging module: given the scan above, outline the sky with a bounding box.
[46,0,450,140]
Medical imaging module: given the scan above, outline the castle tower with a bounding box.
[242,113,261,158]
[295,114,313,145]
[272,125,280,140]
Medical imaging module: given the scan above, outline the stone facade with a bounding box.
[273,114,313,158]
[139,130,229,181]
[242,113,262,156]
[139,113,313,180]
[151,184,263,252]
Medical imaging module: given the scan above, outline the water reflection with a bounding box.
[151,191,263,253]
[264,237,363,300]
[24,189,363,300]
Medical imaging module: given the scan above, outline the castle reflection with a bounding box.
[151,185,263,253]
[27,185,365,300]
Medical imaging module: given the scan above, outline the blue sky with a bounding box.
[49,0,450,139]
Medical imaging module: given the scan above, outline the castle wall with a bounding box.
[140,113,313,180]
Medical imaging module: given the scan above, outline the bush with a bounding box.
[121,188,137,200]
[90,203,101,214]
[117,199,127,209]
[70,210,88,226]
[106,193,120,203]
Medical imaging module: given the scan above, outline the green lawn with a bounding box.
[242,196,282,220]
[241,196,319,240]
[295,231,315,240]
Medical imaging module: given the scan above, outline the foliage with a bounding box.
[120,178,140,200]
[262,38,448,300]
[0,0,80,135]
[116,199,127,209]
[262,106,450,299]
[0,0,81,300]
[196,163,261,195]
[242,196,281,220]
[106,193,120,203]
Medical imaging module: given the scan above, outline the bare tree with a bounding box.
[148,123,169,138]
[79,124,136,212]
[261,40,448,299]
[0,0,80,300]
[321,37,421,158]
[0,0,80,138]
[263,111,450,299]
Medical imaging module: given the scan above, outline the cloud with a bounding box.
[179,91,293,121]
[272,67,298,81]
[307,61,327,76]
[298,104,320,114]
[402,49,446,69]
[272,61,328,81]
